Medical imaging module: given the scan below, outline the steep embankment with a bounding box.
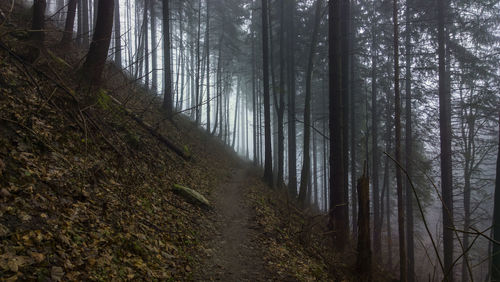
[0,3,242,280]
[0,3,369,281]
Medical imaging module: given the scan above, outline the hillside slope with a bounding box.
[0,3,385,281]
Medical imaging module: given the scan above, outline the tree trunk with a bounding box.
[82,0,89,47]
[371,12,381,257]
[276,0,285,188]
[151,0,158,91]
[356,166,371,281]
[113,0,121,65]
[31,0,46,43]
[287,0,297,196]
[298,0,322,204]
[206,0,211,133]
[81,0,114,85]
[162,0,173,112]
[341,0,350,232]
[231,77,240,149]
[404,0,414,280]
[492,110,500,281]
[393,0,407,280]
[437,0,454,279]
[262,0,273,186]
[61,0,77,46]
[329,0,348,251]
[195,1,202,124]
[143,0,149,88]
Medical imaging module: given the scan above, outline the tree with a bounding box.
[329,0,348,251]
[61,0,77,46]
[262,0,273,187]
[393,0,407,281]
[287,0,297,196]
[81,0,114,85]
[492,111,500,281]
[162,0,173,112]
[404,0,415,280]
[437,0,454,279]
[31,0,46,43]
[299,0,322,204]
[113,0,122,65]
[371,1,381,256]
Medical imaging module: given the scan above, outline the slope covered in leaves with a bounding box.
[0,3,241,280]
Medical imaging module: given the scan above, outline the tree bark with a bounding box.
[492,110,500,281]
[81,0,114,85]
[299,0,322,204]
[113,0,122,65]
[437,0,454,280]
[393,0,407,280]
[262,0,273,186]
[356,166,371,281]
[61,0,77,46]
[205,0,211,133]
[286,0,297,196]
[329,0,348,251]
[404,0,414,280]
[162,0,173,112]
[31,0,46,43]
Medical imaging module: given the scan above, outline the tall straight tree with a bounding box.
[61,0,77,46]
[437,0,454,279]
[298,0,322,204]
[370,2,381,256]
[113,0,122,65]
[287,0,297,196]
[31,0,46,43]
[393,0,406,280]
[328,0,348,251]
[205,0,211,133]
[151,0,158,91]
[275,0,286,188]
[492,111,500,281]
[261,0,273,187]
[81,0,114,85]
[404,0,414,280]
[162,0,173,112]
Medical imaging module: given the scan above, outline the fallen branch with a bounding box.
[107,94,191,160]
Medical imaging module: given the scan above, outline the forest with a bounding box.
[0,0,499,281]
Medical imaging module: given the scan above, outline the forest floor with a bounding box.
[0,2,394,281]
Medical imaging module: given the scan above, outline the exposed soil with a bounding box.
[194,166,270,281]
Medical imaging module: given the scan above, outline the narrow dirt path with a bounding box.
[194,167,269,281]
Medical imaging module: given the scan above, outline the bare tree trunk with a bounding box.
[492,110,500,281]
[151,0,158,91]
[162,0,173,112]
[262,0,273,186]
[205,0,211,133]
[113,0,121,65]
[371,9,381,256]
[195,1,202,124]
[82,0,89,47]
[356,166,371,281]
[286,0,297,196]
[31,0,47,43]
[329,0,348,251]
[81,0,114,85]
[299,0,322,204]
[437,0,454,279]
[404,0,414,280]
[61,0,77,46]
[393,0,407,280]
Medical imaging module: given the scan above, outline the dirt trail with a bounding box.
[194,167,269,281]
